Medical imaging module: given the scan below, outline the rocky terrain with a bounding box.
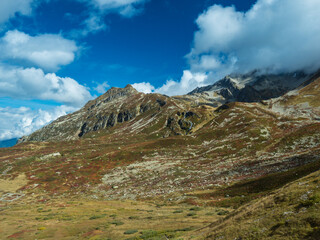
[1,70,320,239]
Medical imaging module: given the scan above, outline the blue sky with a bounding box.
[0,0,320,140]
[34,0,256,89]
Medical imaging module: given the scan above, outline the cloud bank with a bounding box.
[189,0,320,75]
[0,105,77,141]
[133,0,320,96]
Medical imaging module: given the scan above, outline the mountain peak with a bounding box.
[124,84,135,90]
[97,84,138,101]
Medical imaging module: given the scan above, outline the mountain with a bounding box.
[18,71,312,143]
[18,84,215,143]
[14,71,320,199]
[1,71,320,239]
[0,138,17,148]
[187,71,310,106]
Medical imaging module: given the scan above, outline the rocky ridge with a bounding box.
[187,71,310,106]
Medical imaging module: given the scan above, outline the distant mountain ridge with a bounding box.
[187,71,310,106]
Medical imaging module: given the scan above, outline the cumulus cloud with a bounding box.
[189,0,320,76]
[157,71,207,96]
[0,65,92,107]
[0,105,77,140]
[132,82,155,94]
[0,30,78,71]
[0,0,34,24]
[132,71,207,96]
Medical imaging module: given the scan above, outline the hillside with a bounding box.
[190,163,320,239]
[1,72,320,239]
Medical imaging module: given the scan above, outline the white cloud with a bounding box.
[0,0,34,24]
[69,14,108,37]
[91,0,147,17]
[0,65,93,107]
[156,71,207,96]
[0,105,77,140]
[189,0,320,76]
[132,82,155,94]
[83,14,107,33]
[0,30,78,71]
[132,70,207,96]
[94,81,110,94]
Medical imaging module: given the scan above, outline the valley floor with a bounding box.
[0,196,225,240]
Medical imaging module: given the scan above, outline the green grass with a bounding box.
[110,220,124,226]
[89,214,106,220]
[124,229,138,235]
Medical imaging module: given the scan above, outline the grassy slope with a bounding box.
[188,164,320,240]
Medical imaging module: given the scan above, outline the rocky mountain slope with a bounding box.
[19,84,214,143]
[1,71,320,239]
[187,71,310,107]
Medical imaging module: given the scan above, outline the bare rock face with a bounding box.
[188,71,310,105]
